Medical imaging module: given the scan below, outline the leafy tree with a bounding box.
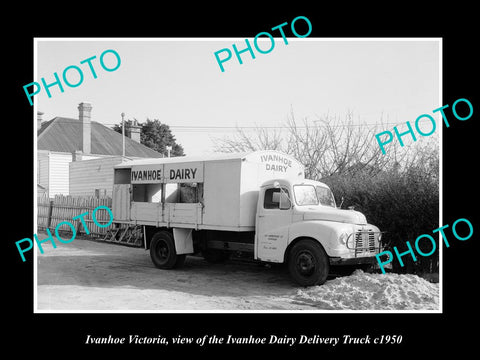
[113,118,185,157]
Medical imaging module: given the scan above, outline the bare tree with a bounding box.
[212,124,285,153]
[212,110,437,179]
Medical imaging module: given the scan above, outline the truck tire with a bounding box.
[288,239,329,286]
[150,231,186,269]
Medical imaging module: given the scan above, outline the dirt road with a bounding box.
[36,233,439,312]
[37,235,311,311]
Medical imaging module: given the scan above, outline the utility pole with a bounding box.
[121,112,125,157]
[166,145,172,158]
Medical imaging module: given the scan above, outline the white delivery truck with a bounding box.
[112,150,383,286]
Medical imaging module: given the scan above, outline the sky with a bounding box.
[35,38,440,156]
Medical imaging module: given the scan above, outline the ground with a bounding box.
[36,234,440,311]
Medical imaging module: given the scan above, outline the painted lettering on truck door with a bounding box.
[256,187,292,262]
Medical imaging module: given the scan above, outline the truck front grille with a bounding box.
[351,229,380,257]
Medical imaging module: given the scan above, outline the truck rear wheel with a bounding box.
[288,239,329,286]
[150,231,186,269]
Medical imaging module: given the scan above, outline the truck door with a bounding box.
[112,184,131,221]
[256,187,292,262]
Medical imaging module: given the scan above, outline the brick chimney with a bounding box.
[78,102,92,154]
[72,150,83,162]
[126,119,142,143]
[37,111,44,132]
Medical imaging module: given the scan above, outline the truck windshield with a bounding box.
[293,185,319,206]
[316,186,336,207]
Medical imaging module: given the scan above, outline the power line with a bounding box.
[102,123,402,129]
[40,118,406,133]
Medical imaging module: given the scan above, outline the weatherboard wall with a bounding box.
[69,157,123,196]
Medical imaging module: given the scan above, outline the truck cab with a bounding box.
[255,178,382,286]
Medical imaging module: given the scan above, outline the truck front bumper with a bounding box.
[329,256,378,266]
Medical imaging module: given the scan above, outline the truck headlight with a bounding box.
[339,232,349,246]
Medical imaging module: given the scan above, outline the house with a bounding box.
[37,102,163,197]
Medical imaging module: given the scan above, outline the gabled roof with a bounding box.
[38,117,163,158]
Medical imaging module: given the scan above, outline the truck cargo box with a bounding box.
[112,151,304,231]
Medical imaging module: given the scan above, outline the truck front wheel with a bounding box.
[288,239,329,286]
[150,231,186,269]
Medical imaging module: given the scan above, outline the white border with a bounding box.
[33,39,38,312]
[33,37,443,314]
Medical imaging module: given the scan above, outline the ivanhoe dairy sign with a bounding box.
[130,162,204,184]
[260,153,293,173]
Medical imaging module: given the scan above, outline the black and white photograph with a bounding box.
[6,7,478,356]
[33,38,441,312]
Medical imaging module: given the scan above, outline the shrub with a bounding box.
[322,150,439,274]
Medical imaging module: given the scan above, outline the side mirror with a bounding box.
[279,191,291,210]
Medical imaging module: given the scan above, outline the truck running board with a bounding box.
[207,240,254,253]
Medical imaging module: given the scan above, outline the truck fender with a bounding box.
[172,228,194,255]
[287,221,338,257]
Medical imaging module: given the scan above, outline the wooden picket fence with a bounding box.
[37,194,114,237]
